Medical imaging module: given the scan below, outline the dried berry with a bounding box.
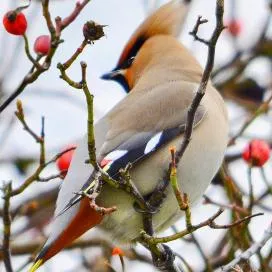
[83,21,106,42]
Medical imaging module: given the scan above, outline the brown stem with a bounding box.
[175,0,225,165]
[0,0,91,114]
[2,183,13,272]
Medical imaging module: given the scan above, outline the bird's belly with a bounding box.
[98,106,228,244]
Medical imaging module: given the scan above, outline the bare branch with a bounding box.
[2,182,13,272]
[176,0,225,165]
[0,0,92,113]
[221,224,272,271]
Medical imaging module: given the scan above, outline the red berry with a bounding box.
[242,140,270,167]
[111,247,124,256]
[57,145,76,177]
[3,11,27,36]
[34,35,51,55]
[228,20,242,37]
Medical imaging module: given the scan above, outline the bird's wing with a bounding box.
[58,79,207,215]
[101,77,206,157]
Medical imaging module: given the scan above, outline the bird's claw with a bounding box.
[74,190,94,200]
[155,244,176,271]
[133,201,159,214]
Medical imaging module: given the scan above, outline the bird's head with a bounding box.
[101,0,190,92]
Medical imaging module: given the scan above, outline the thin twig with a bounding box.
[23,34,43,70]
[141,209,262,244]
[189,16,209,45]
[175,0,225,166]
[247,166,254,212]
[63,40,88,70]
[11,104,46,196]
[56,0,91,32]
[260,167,272,194]
[15,100,42,143]
[0,0,91,113]
[2,182,13,272]
[221,224,272,271]
[229,92,272,145]
[140,1,226,270]
[80,61,97,167]
[37,172,64,182]
[191,234,213,272]
[203,195,248,215]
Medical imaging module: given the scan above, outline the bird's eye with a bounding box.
[122,56,135,69]
[127,56,135,66]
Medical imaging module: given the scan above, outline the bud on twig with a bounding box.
[16,100,24,119]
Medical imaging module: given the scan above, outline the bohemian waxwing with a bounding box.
[30,0,228,270]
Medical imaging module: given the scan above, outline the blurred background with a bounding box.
[0,0,271,271]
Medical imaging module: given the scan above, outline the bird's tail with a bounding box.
[28,198,103,271]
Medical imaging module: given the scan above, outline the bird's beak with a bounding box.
[101,69,130,93]
[101,69,124,81]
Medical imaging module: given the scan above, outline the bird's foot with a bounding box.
[133,201,159,215]
[76,190,117,216]
[154,244,176,271]
[89,201,117,216]
[75,190,94,200]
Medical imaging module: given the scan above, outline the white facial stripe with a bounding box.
[144,132,163,154]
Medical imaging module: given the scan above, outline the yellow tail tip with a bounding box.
[29,259,43,272]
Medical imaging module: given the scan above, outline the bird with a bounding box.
[29,0,228,271]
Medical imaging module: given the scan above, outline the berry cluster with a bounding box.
[3,7,51,56]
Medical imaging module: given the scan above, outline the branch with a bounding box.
[221,224,272,271]
[23,34,43,70]
[42,0,56,37]
[175,0,225,165]
[57,32,154,216]
[191,234,213,272]
[139,1,226,270]
[228,91,272,145]
[55,0,91,34]
[0,0,92,113]
[213,10,272,88]
[2,182,13,272]
[0,238,111,259]
[189,16,209,45]
[44,146,76,167]
[10,102,46,196]
[15,100,42,143]
[80,61,97,167]
[203,195,248,215]
[141,209,262,244]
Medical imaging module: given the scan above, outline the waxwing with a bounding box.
[30,1,228,270]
